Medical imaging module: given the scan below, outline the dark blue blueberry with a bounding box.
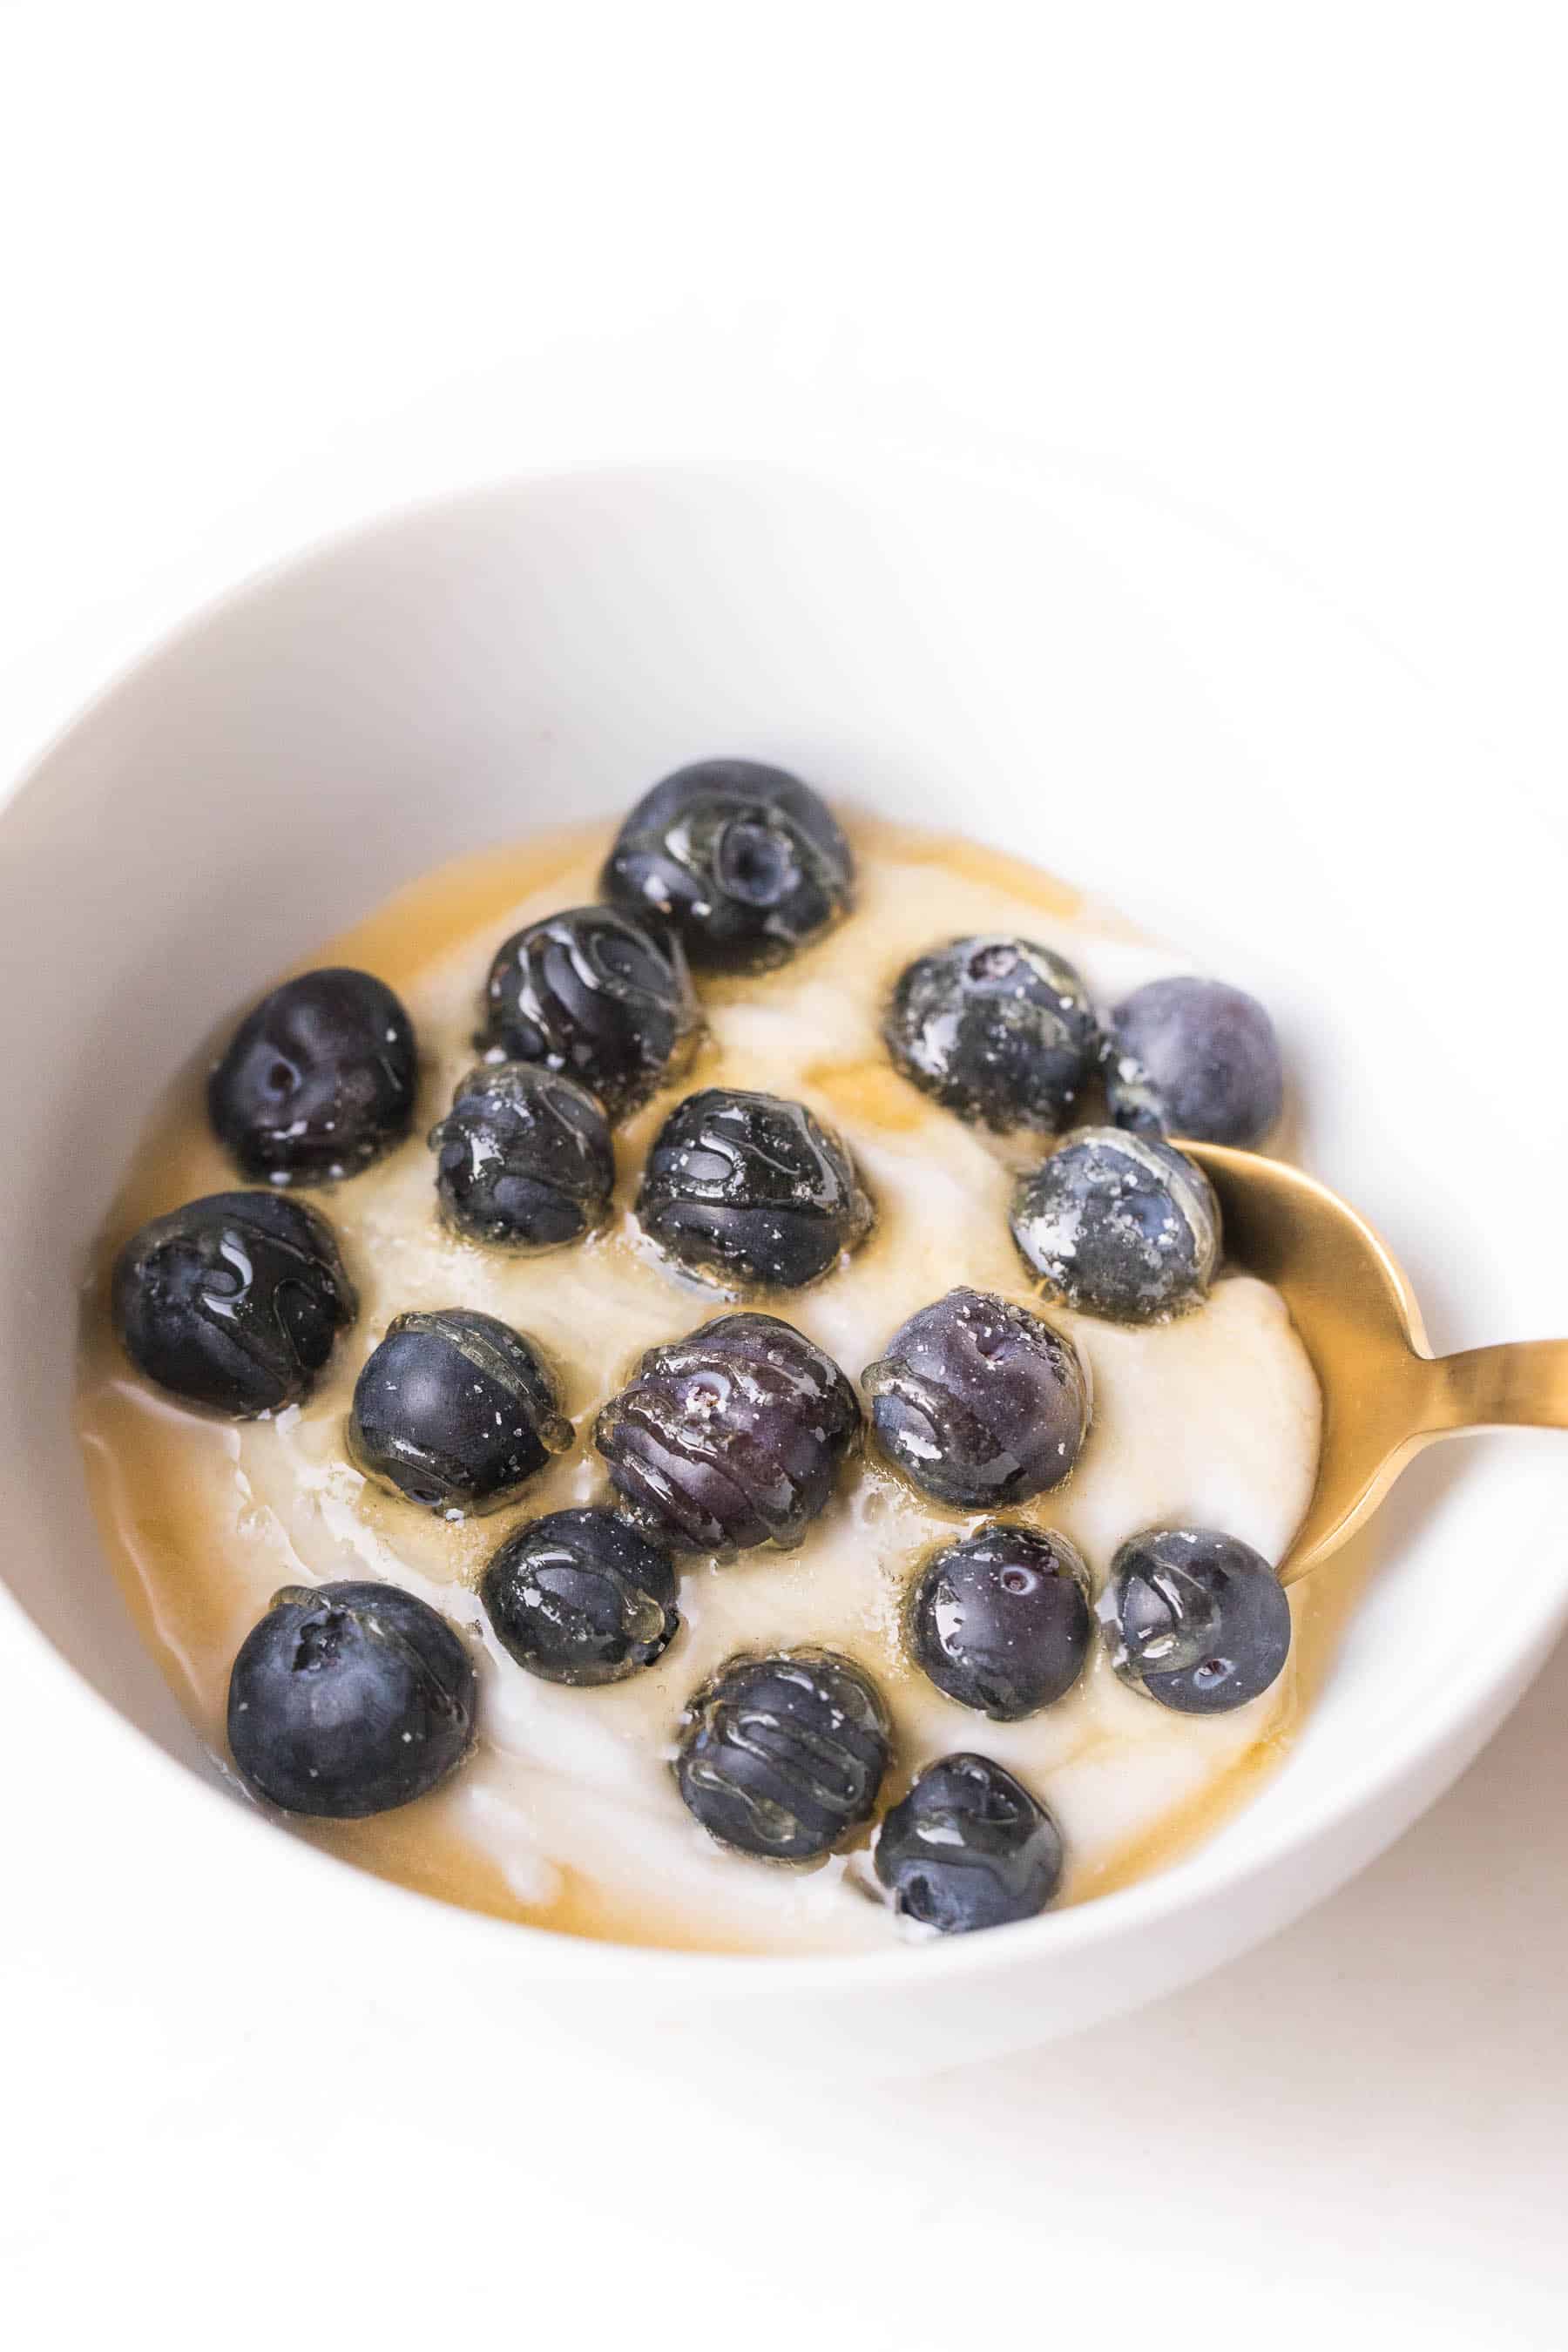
[875,1754,1064,1933]
[1101,1527,1291,1714]
[481,1507,679,1687]
[882,935,1098,1133]
[1105,977,1284,1147]
[112,1191,355,1416]
[208,968,417,1184]
[602,759,854,972]
[638,1087,872,1289]
[595,1312,861,1554]
[909,1524,1091,1720]
[430,1062,614,1250]
[1010,1126,1220,1323]
[227,1579,476,1817]
[863,1287,1090,1511]
[674,1650,890,1860]
[348,1308,571,1516]
[479,904,700,1122]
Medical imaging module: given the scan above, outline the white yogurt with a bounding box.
[77,821,1321,1955]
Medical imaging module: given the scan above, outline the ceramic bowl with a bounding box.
[3,454,1563,2076]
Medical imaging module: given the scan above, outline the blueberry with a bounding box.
[481,1507,679,1686]
[909,1524,1091,1720]
[674,1650,890,1859]
[226,1579,476,1817]
[348,1308,571,1516]
[112,1191,356,1416]
[863,1287,1090,1511]
[638,1087,872,1289]
[430,1062,614,1250]
[208,968,417,1184]
[479,904,701,1123]
[595,1312,861,1553]
[874,1754,1064,1933]
[602,758,854,972]
[1105,977,1283,1147]
[1010,1126,1220,1323]
[882,935,1098,1133]
[1101,1527,1291,1714]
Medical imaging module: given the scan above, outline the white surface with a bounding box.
[2,3,1566,2345]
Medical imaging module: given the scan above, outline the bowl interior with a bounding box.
[3,454,1565,1998]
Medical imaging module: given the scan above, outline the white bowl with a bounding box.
[3,453,1565,2078]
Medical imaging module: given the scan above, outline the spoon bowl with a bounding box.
[1187,1144,1568,1583]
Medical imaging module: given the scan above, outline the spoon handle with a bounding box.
[1426,1341,1568,1433]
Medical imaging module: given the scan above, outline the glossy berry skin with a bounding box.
[1105,977,1284,1148]
[602,758,855,972]
[882,934,1099,1133]
[875,1754,1064,1934]
[112,1191,355,1416]
[478,904,700,1123]
[863,1287,1090,1511]
[430,1062,614,1250]
[208,968,417,1184]
[674,1650,890,1860]
[348,1308,571,1516]
[1101,1527,1291,1715]
[1010,1126,1220,1323]
[638,1088,872,1289]
[481,1507,679,1687]
[226,1580,476,1818]
[909,1524,1091,1720]
[595,1312,861,1554]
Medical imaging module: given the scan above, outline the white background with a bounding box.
[2,4,1565,2344]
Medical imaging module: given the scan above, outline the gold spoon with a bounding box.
[1184,1142,1568,1585]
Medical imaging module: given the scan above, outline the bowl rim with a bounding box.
[7,444,1567,1990]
